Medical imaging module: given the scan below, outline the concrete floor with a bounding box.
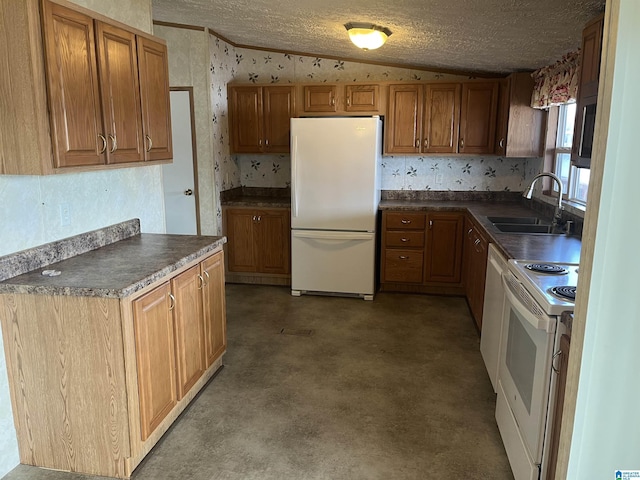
[3,285,513,480]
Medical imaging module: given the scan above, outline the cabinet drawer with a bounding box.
[385,212,426,230]
[383,249,424,283]
[385,231,425,248]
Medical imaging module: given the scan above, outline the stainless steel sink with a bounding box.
[486,215,562,234]
[493,223,555,234]
[486,216,546,225]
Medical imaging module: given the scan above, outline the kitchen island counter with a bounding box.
[379,198,582,263]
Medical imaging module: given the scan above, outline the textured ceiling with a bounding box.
[151,0,606,75]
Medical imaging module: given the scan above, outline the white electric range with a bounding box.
[496,259,578,480]
[508,259,579,315]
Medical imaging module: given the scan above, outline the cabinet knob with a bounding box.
[460,138,465,149]
[346,97,351,106]
[257,215,262,222]
[331,97,335,106]
[415,139,420,148]
[467,227,473,238]
[401,237,409,242]
[398,255,409,260]
[265,139,269,146]
[401,219,411,224]
[499,138,505,149]
[108,134,117,153]
[145,135,153,152]
[98,134,107,154]
[429,220,433,229]
[424,138,429,148]
[184,189,193,196]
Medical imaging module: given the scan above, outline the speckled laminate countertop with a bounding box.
[221,186,290,208]
[0,233,226,298]
[379,199,582,263]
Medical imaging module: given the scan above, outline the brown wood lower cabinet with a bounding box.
[224,206,291,285]
[380,210,464,293]
[0,248,227,478]
[463,216,489,330]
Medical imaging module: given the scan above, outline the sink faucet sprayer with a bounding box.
[522,172,564,230]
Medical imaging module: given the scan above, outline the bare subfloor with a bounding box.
[3,285,513,480]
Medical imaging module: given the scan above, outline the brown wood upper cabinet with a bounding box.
[495,72,546,157]
[137,36,173,161]
[386,82,499,155]
[228,85,295,154]
[0,0,172,174]
[459,82,499,154]
[298,83,382,115]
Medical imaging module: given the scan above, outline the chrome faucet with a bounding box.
[522,172,564,229]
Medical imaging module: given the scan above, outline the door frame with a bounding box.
[169,86,201,235]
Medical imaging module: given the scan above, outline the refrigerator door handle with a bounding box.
[292,135,299,218]
[292,230,373,241]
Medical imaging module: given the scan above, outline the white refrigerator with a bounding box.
[290,116,382,300]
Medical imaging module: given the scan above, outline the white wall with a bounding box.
[567,0,640,476]
[0,0,160,476]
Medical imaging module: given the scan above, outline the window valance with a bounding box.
[531,49,581,109]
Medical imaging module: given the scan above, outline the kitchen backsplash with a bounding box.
[238,153,542,192]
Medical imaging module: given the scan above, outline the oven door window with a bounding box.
[506,309,536,414]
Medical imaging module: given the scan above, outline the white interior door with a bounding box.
[163,89,198,235]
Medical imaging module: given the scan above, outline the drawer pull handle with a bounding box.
[401,219,411,224]
[399,255,409,260]
[197,274,205,289]
[467,227,473,238]
[401,238,409,242]
[203,270,210,286]
[168,293,175,311]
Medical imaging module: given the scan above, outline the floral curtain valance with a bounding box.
[530,49,581,109]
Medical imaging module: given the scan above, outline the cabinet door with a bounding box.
[386,84,423,154]
[459,82,498,154]
[225,208,258,272]
[96,22,144,164]
[424,83,461,153]
[228,86,263,153]
[495,73,545,158]
[171,266,205,400]
[345,84,379,112]
[137,36,172,160]
[257,209,291,275]
[303,85,337,112]
[426,213,463,283]
[201,251,227,367]
[132,283,177,441]
[579,16,604,99]
[264,86,294,153]
[42,1,105,168]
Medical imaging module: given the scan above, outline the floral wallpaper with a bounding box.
[206,35,544,231]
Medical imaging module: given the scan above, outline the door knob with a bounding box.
[184,189,193,196]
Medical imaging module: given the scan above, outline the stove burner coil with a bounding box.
[551,286,577,301]
[525,263,568,274]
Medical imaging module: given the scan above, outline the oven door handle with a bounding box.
[502,273,555,333]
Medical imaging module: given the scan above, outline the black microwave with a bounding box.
[572,101,597,168]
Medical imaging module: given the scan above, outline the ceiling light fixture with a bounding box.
[344,22,392,51]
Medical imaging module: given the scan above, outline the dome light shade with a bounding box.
[344,22,392,50]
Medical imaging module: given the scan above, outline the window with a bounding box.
[552,103,589,205]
